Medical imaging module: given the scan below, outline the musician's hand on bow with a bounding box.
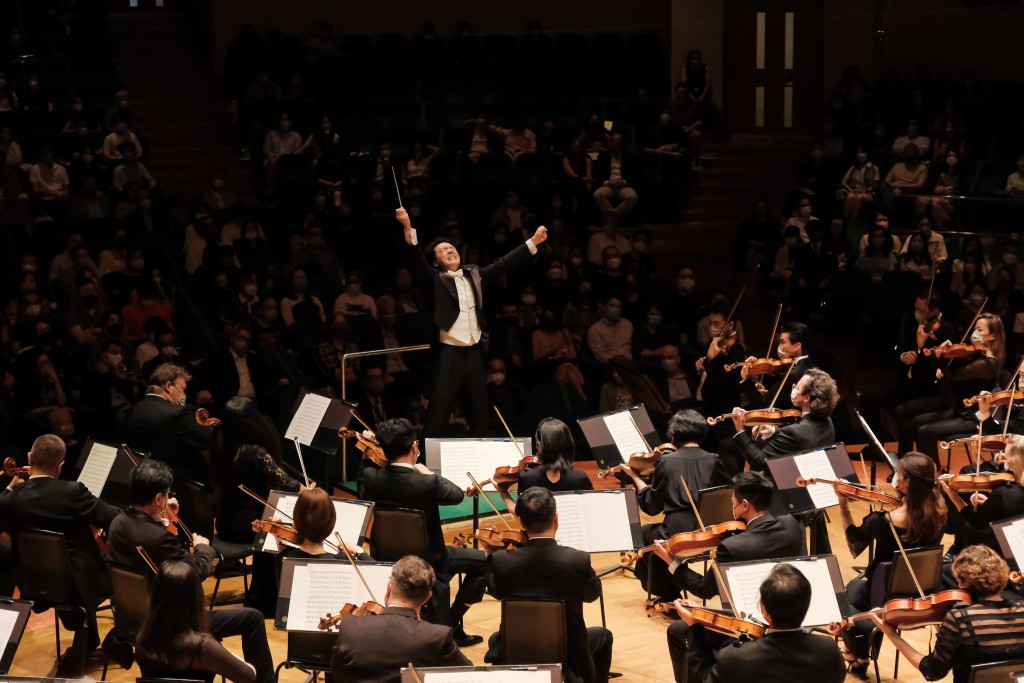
[729,407,747,432]
[192,533,210,547]
[167,497,180,515]
[995,452,1008,466]
[900,350,918,366]
[970,492,989,507]
[395,207,412,231]
[752,424,776,440]
[361,429,377,442]
[531,225,548,245]
[672,599,698,626]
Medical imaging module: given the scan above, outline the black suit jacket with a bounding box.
[735,413,835,474]
[120,394,213,484]
[194,350,280,410]
[0,477,120,610]
[107,507,218,579]
[488,538,601,683]
[407,239,535,336]
[690,627,845,683]
[358,465,463,571]
[637,446,731,538]
[331,606,470,683]
[592,151,640,185]
[674,513,807,599]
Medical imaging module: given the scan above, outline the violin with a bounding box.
[452,526,528,550]
[317,600,386,631]
[795,477,901,508]
[963,389,1024,408]
[622,521,746,565]
[922,343,986,359]
[465,456,541,496]
[252,518,303,546]
[713,321,738,349]
[724,357,794,375]
[195,408,222,427]
[940,434,1011,453]
[830,589,970,631]
[646,601,765,639]
[941,472,1016,493]
[597,444,673,479]
[1011,571,1022,584]
[2,457,29,479]
[705,409,802,427]
[338,428,388,469]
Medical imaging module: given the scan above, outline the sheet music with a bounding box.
[77,442,119,498]
[423,672,552,683]
[285,393,332,446]
[793,451,840,509]
[1005,518,1024,567]
[286,562,391,630]
[0,608,20,651]
[438,440,526,493]
[554,491,634,552]
[262,493,370,554]
[723,559,841,627]
[603,411,647,459]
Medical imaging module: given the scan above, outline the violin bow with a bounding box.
[765,356,799,412]
[944,298,988,369]
[752,304,784,393]
[335,532,378,604]
[120,443,140,467]
[888,521,927,600]
[238,485,294,523]
[679,475,707,532]
[407,663,423,683]
[721,285,746,333]
[293,438,311,488]
[493,405,526,460]
[627,410,654,453]
[136,545,158,574]
[391,166,404,209]
[709,549,741,618]
[465,471,516,530]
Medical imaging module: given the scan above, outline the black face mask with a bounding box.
[81,294,99,308]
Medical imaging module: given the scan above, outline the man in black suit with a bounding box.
[106,459,274,683]
[485,487,614,683]
[677,564,845,683]
[0,434,120,674]
[331,555,470,682]
[617,409,731,599]
[358,418,488,646]
[738,321,814,409]
[396,207,547,437]
[653,472,806,682]
[193,323,288,415]
[119,363,213,484]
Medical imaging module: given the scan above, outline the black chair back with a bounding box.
[110,564,152,642]
[887,546,944,597]
[285,631,337,669]
[968,658,1024,683]
[500,599,567,666]
[369,507,429,562]
[696,486,734,527]
[16,529,74,606]
[176,478,215,538]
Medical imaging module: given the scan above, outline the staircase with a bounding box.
[106,10,249,195]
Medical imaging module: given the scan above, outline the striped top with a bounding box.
[920,596,1024,683]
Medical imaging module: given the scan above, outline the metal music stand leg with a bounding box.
[472,496,480,550]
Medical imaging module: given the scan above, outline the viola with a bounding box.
[963,389,1024,408]
[940,434,1011,453]
[622,521,746,565]
[2,457,29,480]
[453,526,527,550]
[252,518,303,546]
[647,601,765,640]
[922,343,986,359]
[338,428,388,469]
[830,590,970,631]
[795,477,901,508]
[465,456,542,496]
[713,321,739,349]
[597,445,673,479]
[723,357,794,375]
[942,472,1016,493]
[706,409,802,427]
[195,408,222,427]
[317,600,385,630]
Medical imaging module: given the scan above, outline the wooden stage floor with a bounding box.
[9,443,963,682]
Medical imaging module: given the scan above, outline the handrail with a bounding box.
[339,343,431,481]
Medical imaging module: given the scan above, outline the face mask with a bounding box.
[648,314,662,326]
[548,267,563,279]
[489,372,506,385]
[396,277,412,290]
[105,353,123,367]
[25,304,42,317]
[1004,253,1019,266]
[709,324,723,336]
[570,256,584,266]
[81,294,99,308]
[777,344,787,358]
[661,358,679,372]
[605,257,622,269]
[243,284,258,297]
[605,306,622,322]
[678,277,695,291]
[971,330,985,345]
[790,386,801,406]
[293,279,308,290]
[633,242,648,254]
[522,295,537,306]
[969,294,985,306]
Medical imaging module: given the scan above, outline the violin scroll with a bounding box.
[195,408,222,427]
[2,457,29,480]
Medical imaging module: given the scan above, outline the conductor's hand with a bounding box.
[532,225,549,246]
[395,207,412,231]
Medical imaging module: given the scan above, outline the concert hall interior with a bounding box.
[0,0,1024,682]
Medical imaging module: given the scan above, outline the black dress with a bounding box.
[518,466,593,493]
[216,446,301,544]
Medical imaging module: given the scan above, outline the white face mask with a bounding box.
[790,386,801,406]
[489,372,506,385]
[777,343,786,358]
[971,330,985,345]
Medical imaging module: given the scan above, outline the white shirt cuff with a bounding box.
[669,559,681,573]
[976,409,991,422]
[526,239,537,255]
[406,228,418,246]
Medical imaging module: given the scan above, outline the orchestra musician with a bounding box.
[494,417,592,516]
[359,418,488,647]
[107,458,274,683]
[119,363,214,485]
[693,304,746,452]
[135,561,258,683]
[615,409,731,599]
[739,321,813,408]
[395,206,547,437]
[330,555,471,682]
[657,472,806,682]
[885,293,954,429]
[0,434,119,675]
[834,452,947,675]
[484,487,614,683]
[869,545,1024,683]
[895,312,1005,465]
[676,564,845,683]
[280,486,369,560]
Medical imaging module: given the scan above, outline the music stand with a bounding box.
[400,664,562,683]
[765,443,859,515]
[0,598,32,674]
[285,389,358,487]
[577,404,659,471]
[255,490,373,554]
[274,557,393,631]
[77,439,138,508]
[992,513,1024,573]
